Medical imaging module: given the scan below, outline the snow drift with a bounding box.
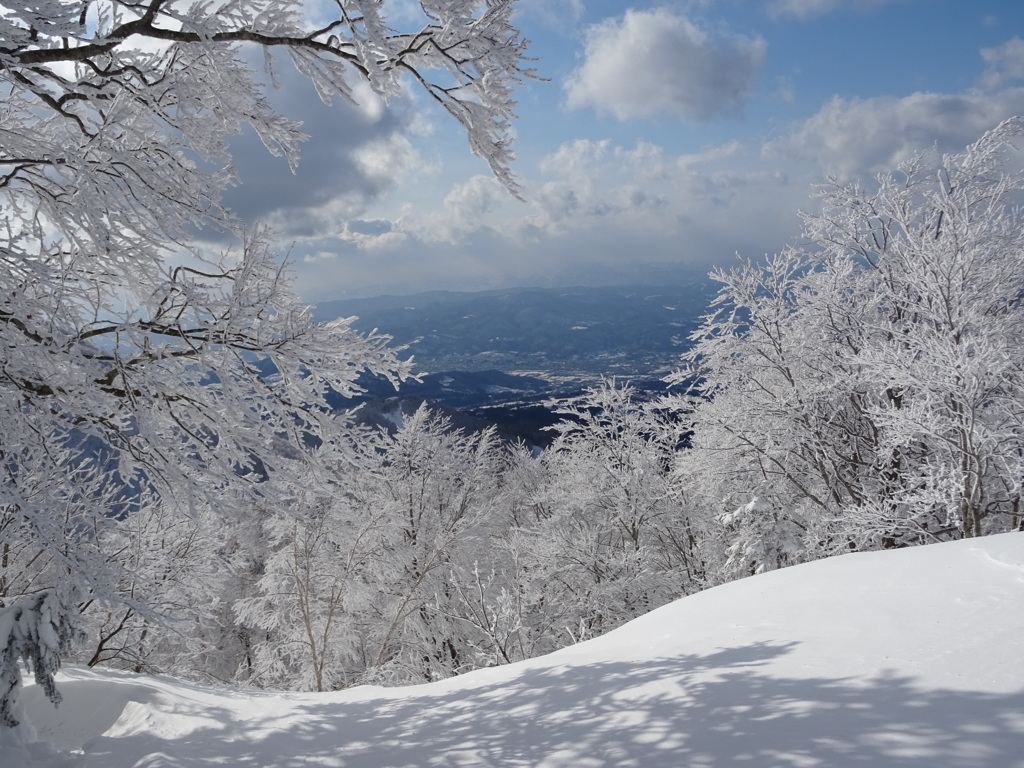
[13,533,1024,767]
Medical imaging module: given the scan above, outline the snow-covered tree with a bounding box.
[71,492,237,678]
[235,487,385,692]
[504,381,703,650]
[677,118,1024,572]
[0,0,531,732]
[361,403,504,683]
[236,403,506,689]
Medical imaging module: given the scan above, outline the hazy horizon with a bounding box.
[205,1,1024,302]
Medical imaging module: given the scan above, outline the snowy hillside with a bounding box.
[13,533,1024,768]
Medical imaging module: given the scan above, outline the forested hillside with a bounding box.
[0,0,532,739]
[39,118,1022,695]
[1,1,1022,761]
[7,88,1024,700]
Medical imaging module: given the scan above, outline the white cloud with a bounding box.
[261,190,373,242]
[338,219,409,252]
[218,51,430,244]
[764,90,1024,178]
[766,0,906,20]
[395,175,507,245]
[517,138,801,271]
[981,37,1024,90]
[288,137,806,300]
[353,134,422,184]
[223,130,426,244]
[444,175,505,224]
[348,79,388,123]
[564,9,766,122]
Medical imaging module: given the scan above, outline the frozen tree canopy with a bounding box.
[0,0,532,733]
[676,117,1024,571]
[2,3,1022,762]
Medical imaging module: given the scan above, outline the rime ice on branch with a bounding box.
[0,0,531,738]
[676,117,1024,572]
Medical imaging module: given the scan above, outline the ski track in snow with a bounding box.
[10,533,1024,768]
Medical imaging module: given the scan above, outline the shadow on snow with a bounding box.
[64,641,1024,767]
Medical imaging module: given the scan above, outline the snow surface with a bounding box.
[11,533,1024,767]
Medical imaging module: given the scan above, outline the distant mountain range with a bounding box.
[315,280,718,445]
[313,280,717,379]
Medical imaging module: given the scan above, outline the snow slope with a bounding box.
[13,533,1024,767]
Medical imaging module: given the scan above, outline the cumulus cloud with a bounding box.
[526,139,786,239]
[396,175,507,245]
[981,37,1024,90]
[491,138,804,291]
[766,0,906,20]
[764,89,1024,178]
[564,9,766,121]
[220,54,421,241]
[353,134,423,186]
[444,176,505,224]
[338,219,409,252]
[287,136,806,301]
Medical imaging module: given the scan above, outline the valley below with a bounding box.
[315,280,716,442]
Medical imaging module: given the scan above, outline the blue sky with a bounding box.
[222,0,1024,301]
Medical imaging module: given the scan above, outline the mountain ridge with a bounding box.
[313,280,717,379]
